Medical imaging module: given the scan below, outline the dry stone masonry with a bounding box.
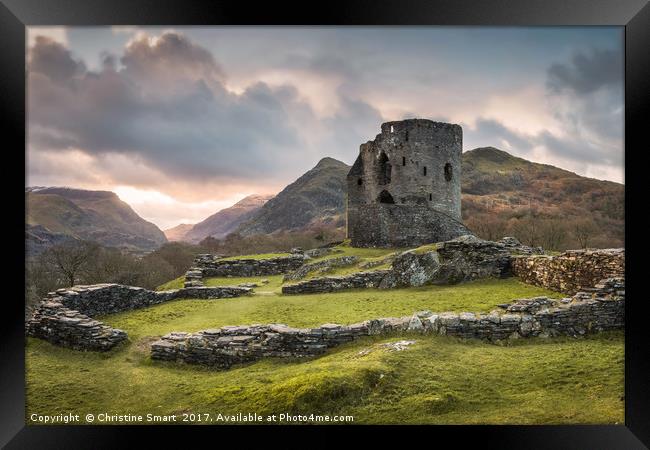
[26,301,127,351]
[346,119,472,247]
[151,277,624,369]
[511,249,624,295]
[183,253,307,287]
[26,283,251,351]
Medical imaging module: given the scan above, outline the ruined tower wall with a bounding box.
[347,119,469,248]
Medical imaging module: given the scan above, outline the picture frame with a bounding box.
[1,0,648,447]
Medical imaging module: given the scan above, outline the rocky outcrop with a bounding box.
[26,283,251,351]
[26,301,127,351]
[152,277,624,369]
[511,249,624,295]
[281,270,390,294]
[283,256,360,281]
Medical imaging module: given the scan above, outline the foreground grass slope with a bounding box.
[26,331,623,424]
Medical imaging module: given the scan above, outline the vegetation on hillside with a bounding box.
[462,147,624,250]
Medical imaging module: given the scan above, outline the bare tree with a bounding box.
[40,240,100,287]
[466,216,509,241]
[573,218,598,249]
[538,219,568,251]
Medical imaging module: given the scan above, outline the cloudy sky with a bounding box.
[26,26,624,229]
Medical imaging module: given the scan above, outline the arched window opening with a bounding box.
[378,152,392,185]
[444,163,453,182]
[377,190,395,204]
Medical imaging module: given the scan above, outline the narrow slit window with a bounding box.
[444,163,453,182]
[402,156,406,166]
[357,178,363,186]
[423,166,427,176]
[429,193,432,201]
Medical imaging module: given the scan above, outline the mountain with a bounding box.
[460,147,624,247]
[26,224,78,257]
[231,149,623,248]
[164,223,195,242]
[182,194,273,243]
[26,187,167,252]
[236,157,350,236]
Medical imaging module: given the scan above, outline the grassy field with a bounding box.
[102,278,559,339]
[25,242,623,425]
[25,272,624,425]
[26,331,624,425]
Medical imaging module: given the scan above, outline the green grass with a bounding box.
[26,331,623,424]
[204,275,285,294]
[157,277,185,291]
[99,278,559,340]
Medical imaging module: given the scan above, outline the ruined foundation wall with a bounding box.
[26,283,251,351]
[512,249,624,295]
[152,278,624,369]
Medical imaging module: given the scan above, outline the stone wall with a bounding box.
[47,283,251,317]
[281,270,390,294]
[152,277,624,369]
[184,254,308,287]
[26,301,127,351]
[27,283,251,351]
[511,249,624,295]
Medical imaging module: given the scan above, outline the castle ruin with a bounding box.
[346,119,471,247]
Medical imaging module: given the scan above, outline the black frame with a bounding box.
[1,0,648,447]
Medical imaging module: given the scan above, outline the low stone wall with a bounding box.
[151,277,624,369]
[195,254,307,278]
[26,301,127,351]
[281,270,390,294]
[47,283,251,317]
[27,283,251,351]
[283,256,360,281]
[511,249,624,295]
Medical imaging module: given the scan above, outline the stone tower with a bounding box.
[346,119,471,248]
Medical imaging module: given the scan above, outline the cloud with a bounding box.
[547,48,623,95]
[27,31,321,187]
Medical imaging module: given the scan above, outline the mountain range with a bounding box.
[27,147,624,253]
[26,187,167,255]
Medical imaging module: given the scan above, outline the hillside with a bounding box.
[26,187,167,252]
[164,224,195,242]
[183,194,272,243]
[231,148,623,249]
[236,157,349,236]
[460,147,624,248]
